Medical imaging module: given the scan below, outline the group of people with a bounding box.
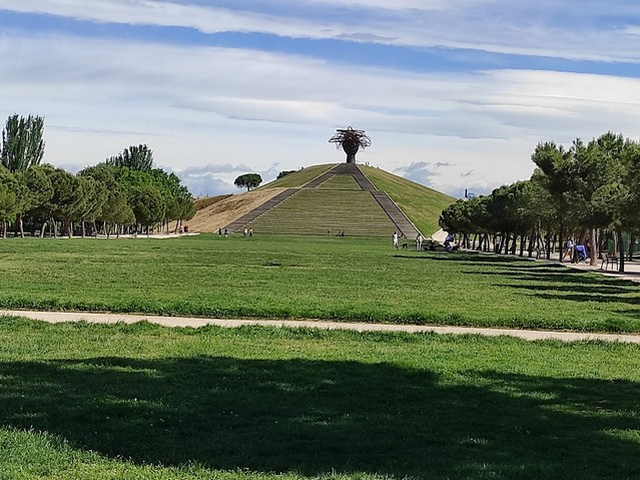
[217,226,254,238]
[391,231,434,251]
[561,237,591,263]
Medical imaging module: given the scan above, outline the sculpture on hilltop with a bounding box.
[329,126,371,164]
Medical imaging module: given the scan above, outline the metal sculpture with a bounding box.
[328,126,371,164]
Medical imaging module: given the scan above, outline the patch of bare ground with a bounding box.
[189,188,289,232]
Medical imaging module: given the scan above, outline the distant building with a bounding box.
[462,189,476,201]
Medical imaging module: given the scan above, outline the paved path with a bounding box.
[561,258,640,283]
[2,309,640,344]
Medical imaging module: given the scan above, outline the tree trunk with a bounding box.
[545,227,551,259]
[81,221,86,238]
[628,233,636,261]
[558,222,564,262]
[589,227,597,266]
[527,228,536,258]
[617,228,625,273]
[18,215,24,238]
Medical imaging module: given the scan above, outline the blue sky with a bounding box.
[1,1,640,197]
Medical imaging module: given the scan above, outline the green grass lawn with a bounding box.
[1,317,639,480]
[0,234,640,332]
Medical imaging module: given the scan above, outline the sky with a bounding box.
[1,1,640,198]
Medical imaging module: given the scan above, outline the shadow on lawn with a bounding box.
[1,356,640,479]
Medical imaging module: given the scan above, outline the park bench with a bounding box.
[601,252,619,271]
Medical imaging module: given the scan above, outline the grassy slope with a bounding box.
[258,164,335,189]
[194,195,232,211]
[360,166,454,236]
[1,235,640,332]
[250,190,396,236]
[1,318,640,480]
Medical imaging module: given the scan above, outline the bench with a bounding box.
[601,252,619,270]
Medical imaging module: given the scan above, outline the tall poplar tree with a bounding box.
[1,114,45,172]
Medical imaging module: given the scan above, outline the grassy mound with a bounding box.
[360,166,454,236]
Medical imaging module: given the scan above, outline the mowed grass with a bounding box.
[258,164,335,189]
[1,234,640,332]
[250,190,397,236]
[1,317,640,479]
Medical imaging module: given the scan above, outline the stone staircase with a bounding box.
[371,191,420,238]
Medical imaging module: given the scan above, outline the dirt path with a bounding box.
[2,310,640,344]
[189,189,287,233]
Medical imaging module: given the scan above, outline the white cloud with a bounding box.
[2,31,640,196]
[2,0,640,62]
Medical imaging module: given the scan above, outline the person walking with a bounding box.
[392,231,399,249]
[561,238,573,262]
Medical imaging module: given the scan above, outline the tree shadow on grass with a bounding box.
[1,356,640,479]
[394,252,530,264]
[501,283,633,296]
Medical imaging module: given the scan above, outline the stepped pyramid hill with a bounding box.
[191,163,454,238]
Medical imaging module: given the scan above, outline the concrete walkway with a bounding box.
[561,258,640,283]
[2,309,640,344]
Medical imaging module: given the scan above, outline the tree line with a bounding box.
[439,132,640,272]
[0,114,195,238]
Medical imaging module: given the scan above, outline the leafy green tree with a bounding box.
[148,168,194,232]
[1,114,45,173]
[530,141,578,260]
[107,144,154,172]
[130,184,166,236]
[74,176,109,237]
[234,173,262,191]
[39,166,81,238]
[15,165,54,238]
[467,196,491,251]
[80,163,133,237]
[0,167,21,237]
[277,170,296,179]
[527,173,557,258]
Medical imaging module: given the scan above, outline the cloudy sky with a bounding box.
[1,1,639,197]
